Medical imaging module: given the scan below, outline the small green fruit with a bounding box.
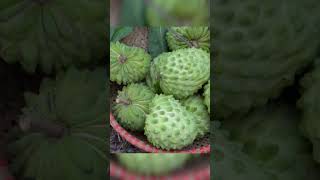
[182,96,210,138]
[113,84,155,131]
[110,42,151,85]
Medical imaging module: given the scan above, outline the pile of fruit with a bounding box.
[110,27,210,150]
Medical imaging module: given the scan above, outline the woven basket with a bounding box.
[109,160,210,180]
[110,113,210,153]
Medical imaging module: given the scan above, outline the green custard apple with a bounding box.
[144,94,198,150]
[0,0,107,73]
[182,96,209,138]
[203,81,210,114]
[298,61,320,164]
[113,83,155,131]
[221,104,320,179]
[9,68,107,180]
[213,0,320,119]
[110,42,151,85]
[117,153,190,175]
[166,27,210,52]
[146,0,208,26]
[147,48,210,99]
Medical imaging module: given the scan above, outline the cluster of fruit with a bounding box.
[110,27,210,150]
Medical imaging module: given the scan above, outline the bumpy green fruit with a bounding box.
[113,84,155,131]
[166,27,210,52]
[117,153,190,175]
[203,81,210,114]
[0,1,107,73]
[298,62,320,164]
[148,48,210,99]
[110,42,151,84]
[213,0,320,119]
[9,68,107,180]
[222,104,320,179]
[145,95,198,150]
[146,0,208,26]
[182,96,209,138]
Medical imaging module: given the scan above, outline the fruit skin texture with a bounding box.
[148,48,210,99]
[203,81,210,114]
[117,153,190,175]
[213,0,320,119]
[144,94,198,150]
[166,27,210,52]
[113,84,155,131]
[9,68,107,180]
[222,104,320,179]
[146,0,208,26]
[182,96,209,139]
[110,42,151,85]
[0,1,107,73]
[298,62,320,164]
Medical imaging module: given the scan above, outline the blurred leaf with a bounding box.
[148,27,168,58]
[110,27,133,42]
[120,0,145,26]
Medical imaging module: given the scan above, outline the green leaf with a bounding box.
[110,26,133,42]
[120,0,145,26]
[148,27,168,58]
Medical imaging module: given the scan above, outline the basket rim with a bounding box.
[110,113,211,153]
[109,160,210,180]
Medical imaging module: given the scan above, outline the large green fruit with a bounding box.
[9,68,107,180]
[298,62,320,164]
[166,27,210,52]
[117,153,190,175]
[221,104,320,179]
[147,48,210,99]
[113,83,155,131]
[110,42,151,85]
[213,0,320,119]
[145,94,197,150]
[182,95,209,139]
[146,0,208,26]
[0,1,107,73]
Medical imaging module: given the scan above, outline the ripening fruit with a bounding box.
[182,95,210,138]
[110,42,151,85]
[147,48,210,99]
[166,27,210,52]
[113,84,155,131]
[117,153,190,175]
[144,95,198,150]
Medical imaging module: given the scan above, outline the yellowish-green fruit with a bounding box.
[113,84,155,131]
[117,153,190,175]
[145,95,198,150]
[182,96,210,138]
[148,48,210,99]
[166,27,210,52]
[110,42,151,85]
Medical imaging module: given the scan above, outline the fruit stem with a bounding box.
[118,55,127,64]
[19,117,66,138]
[116,98,131,105]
